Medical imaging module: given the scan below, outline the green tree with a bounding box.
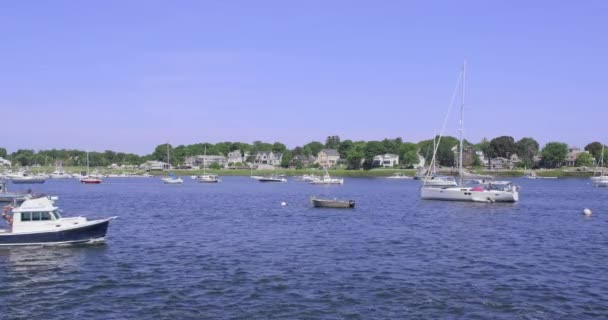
[516,137,539,161]
[338,140,354,158]
[584,142,604,160]
[209,162,221,170]
[418,136,458,167]
[399,143,419,168]
[280,149,293,168]
[272,142,287,153]
[490,136,517,158]
[0,148,7,159]
[346,146,365,170]
[540,142,568,168]
[325,135,341,149]
[575,153,593,167]
[252,141,273,152]
[303,141,324,156]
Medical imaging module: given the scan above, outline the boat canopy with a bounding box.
[12,197,58,213]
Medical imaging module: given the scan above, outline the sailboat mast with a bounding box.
[167,143,170,170]
[458,61,466,185]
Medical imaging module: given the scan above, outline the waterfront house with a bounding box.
[185,155,228,168]
[254,151,283,166]
[0,157,11,167]
[452,145,475,168]
[140,160,169,171]
[372,154,399,168]
[565,147,592,166]
[315,149,340,168]
[289,155,316,168]
[227,150,248,165]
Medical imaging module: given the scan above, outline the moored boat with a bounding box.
[310,197,355,208]
[258,176,287,183]
[11,176,46,184]
[387,172,413,179]
[0,197,116,246]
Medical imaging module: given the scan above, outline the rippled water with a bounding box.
[0,177,606,319]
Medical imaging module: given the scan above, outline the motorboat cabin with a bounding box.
[0,197,116,246]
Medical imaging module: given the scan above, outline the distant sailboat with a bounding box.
[80,151,102,184]
[197,146,221,183]
[161,143,183,184]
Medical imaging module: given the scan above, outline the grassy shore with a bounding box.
[24,166,601,178]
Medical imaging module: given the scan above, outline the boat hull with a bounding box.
[80,179,102,184]
[420,187,519,203]
[312,199,355,208]
[258,178,286,182]
[12,179,46,184]
[0,219,111,246]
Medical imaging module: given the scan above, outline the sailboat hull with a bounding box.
[420,187,519,203]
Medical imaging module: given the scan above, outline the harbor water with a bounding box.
[0,177,606,319]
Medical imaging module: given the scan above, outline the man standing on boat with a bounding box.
[2,205,13,230]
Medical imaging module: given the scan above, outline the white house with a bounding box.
[254,151,282,166]
[140,160,169,171]
[373,154,399,168]
[315,149,340,168]
[0,157,11,167]
[227,150,248,165]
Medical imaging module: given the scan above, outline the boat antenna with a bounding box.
[459,60,466,186]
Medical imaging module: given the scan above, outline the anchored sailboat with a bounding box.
[420,61,519,202]
[161,143,183,184]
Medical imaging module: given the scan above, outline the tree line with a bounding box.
[1,136,606,169]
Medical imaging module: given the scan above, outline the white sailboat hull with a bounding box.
[420,187,519,203]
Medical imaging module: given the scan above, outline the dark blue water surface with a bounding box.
[0,177,607,319]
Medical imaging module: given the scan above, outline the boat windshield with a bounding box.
[52,210,61,219]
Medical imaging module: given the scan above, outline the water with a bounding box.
[0,177,607,319]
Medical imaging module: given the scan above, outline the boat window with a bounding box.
[32,212,41,221]
[21,212,31,221]
[40,212,51,221]
[52,211,61,220]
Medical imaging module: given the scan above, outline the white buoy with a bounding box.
[583,208,592,216]
[281,202,287,207]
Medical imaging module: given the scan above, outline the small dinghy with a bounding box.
[310,197,355,208]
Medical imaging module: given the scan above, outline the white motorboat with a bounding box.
[11,176,46,184]
[0,197,116,246]
[310,170,344,185]
[387,172,413,179]
[162,174,184,184]
[198,174,221,183]
[420,61,519,203]
[50,163,72,179]
[258,175,287,183]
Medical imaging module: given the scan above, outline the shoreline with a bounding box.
[16,166,603,178]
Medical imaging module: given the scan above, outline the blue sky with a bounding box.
[1,1,606,154]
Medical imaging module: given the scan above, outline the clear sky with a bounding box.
[1,1,606,154]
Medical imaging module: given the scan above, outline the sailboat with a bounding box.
[197,146,221,183]
[420,61,519,203]
[80,151,102,184]
[419,136,457,186]
[590,144,607,184]
[161,143,183,184]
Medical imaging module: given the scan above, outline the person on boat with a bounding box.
[2,205,13,226]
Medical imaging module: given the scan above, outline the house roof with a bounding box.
[320,149,340,157]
